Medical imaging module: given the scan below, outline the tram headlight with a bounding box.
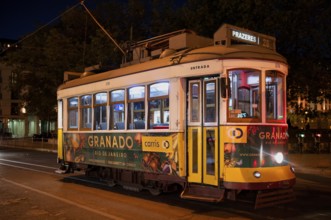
[253,171,261,178]
[274,152,284,164]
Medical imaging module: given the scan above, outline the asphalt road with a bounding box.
[1,147,331,220]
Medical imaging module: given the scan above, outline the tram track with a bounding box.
[0,158,59,175]
[0,158,110,189]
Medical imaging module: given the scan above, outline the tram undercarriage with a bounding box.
[58,162,295,209]
[181,183,295,209]
[79,164,185,196]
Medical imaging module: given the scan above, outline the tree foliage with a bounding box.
[4,0,331,124]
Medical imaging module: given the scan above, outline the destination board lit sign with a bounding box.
[214,24,276,51]
[232,30,258,44]
[231,29,275,50]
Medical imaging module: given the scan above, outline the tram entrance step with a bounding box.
[180,184,225,202]
[255,188,296,209]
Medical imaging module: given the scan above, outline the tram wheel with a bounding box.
[148,188,162,196]
[106,180,116,187]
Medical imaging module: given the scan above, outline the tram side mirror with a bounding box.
[220,77,231,98]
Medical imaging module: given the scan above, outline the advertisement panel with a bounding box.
[63,132,180,175]
[222,125,288,168]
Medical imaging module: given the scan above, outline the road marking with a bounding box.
[1,178,124,220]
[0,158,57,169]
[0,162,57,175]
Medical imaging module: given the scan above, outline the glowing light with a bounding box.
[253,171,261,178]
[274,152,284,164]
[259,143,263,166]
[21,107,26,114]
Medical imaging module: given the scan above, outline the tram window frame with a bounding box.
[148,82,170,129]
[110,89,125,130]
[68,97,78,130]
[80,94,92,130]
[93,92,107,130]
[128,86,146,130]
[220,77,230,98]
[203,79,217,124]
[227,69,261,122]
[265,70,285,123]
[189,81,201,124]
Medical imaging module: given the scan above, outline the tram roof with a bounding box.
[58,44,287,91]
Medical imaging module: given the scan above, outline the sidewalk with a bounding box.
[1,138,330,178]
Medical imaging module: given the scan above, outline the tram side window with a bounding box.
[228,69,260,119]
[148,82,169,129]
[266,71,285,121]
[190,82,201,122]
[68,97,78,129]
[204,81,216,123]
[128,86,145,129]
[80,95,92,129]
[94,92,107,130]
[110,89,125,130]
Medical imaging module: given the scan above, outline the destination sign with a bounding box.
[232,30,258,43]
[214,24,276,51]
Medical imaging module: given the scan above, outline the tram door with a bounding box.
[187,78,219,186]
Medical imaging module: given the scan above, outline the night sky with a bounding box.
[0,0,83,40]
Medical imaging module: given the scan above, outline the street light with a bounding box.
[21,107,26,114]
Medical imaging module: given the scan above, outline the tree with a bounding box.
[274,0,331,109]
[5,6,92,131]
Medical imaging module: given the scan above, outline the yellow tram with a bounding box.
[57,24,295,208]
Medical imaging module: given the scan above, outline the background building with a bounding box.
[0,39,41,138]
